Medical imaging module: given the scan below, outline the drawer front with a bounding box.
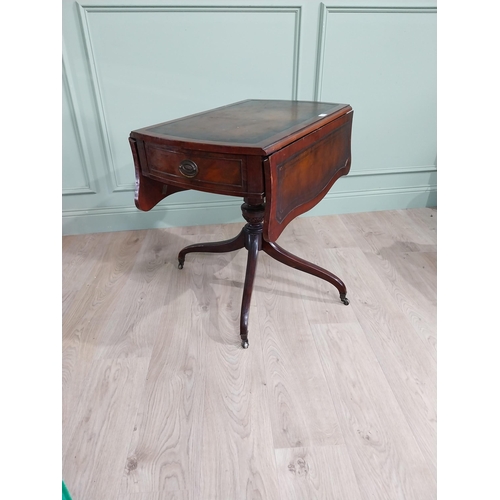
[143,143,246,194]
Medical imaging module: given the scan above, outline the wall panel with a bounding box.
[316,3,437,173]
[78,4,301,192]
[62,55,96,195]
[62,0,436,235]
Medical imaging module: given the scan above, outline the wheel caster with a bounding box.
[178,260,184,269]
[340,293,349,306]
[241,339,249,349]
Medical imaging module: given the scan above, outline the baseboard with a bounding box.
[62,184,436,235]
[305,184,437,218]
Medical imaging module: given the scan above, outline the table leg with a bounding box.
[262,240,350,305]
[177,202,265,348]
[238,202,265,348]
[176,201,348,349]
[177,230,245,269]
[240,230,260,349]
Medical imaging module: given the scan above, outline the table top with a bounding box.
[130,98,353,239]
[130,99,351,156]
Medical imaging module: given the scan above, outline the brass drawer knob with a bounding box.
[178,159,198,178]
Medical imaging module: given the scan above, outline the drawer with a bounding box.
[143,143,246,194]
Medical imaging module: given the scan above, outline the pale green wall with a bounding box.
[62,0,436,235]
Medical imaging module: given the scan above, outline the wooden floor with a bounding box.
[62,208,436,500]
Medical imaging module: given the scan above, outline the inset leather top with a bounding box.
[130,99,352,156]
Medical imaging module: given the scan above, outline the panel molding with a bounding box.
[62,165,436,234]
[62,46,97,196]
[62,184,436,235]
[348,164,436,177]
[76,2,302,192]
[314,2,437,100]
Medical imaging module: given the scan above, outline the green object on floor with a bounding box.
[62,481,72,500]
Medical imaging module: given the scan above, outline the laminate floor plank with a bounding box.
[62,357,150,500]
[341,211,398,255]
[312,322,436,500]
[375,209,437,250]
[328,247,437,479]
[308,213,359,249]
[342,210,436,256]
[62,230,147,343]
[255,243,344,449]
[171,224,281,498]
[384,249,437,304]
[122,493,191,500]
[198,245,281,499]
[198,342,280,500]
[62,232,111,275]
[62,232,114,317]
[404,207,437,235]
[92,229,187,361]
[277,217,358,325]
[62,208,437,500]
[401,251,437,295]
[120,233,220,495]
[340,208,437,346]
[275,445,362,500]
[363,250,437,353]
[62,231,147,432]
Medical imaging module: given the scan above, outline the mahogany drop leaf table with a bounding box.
[129,99,353,348]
